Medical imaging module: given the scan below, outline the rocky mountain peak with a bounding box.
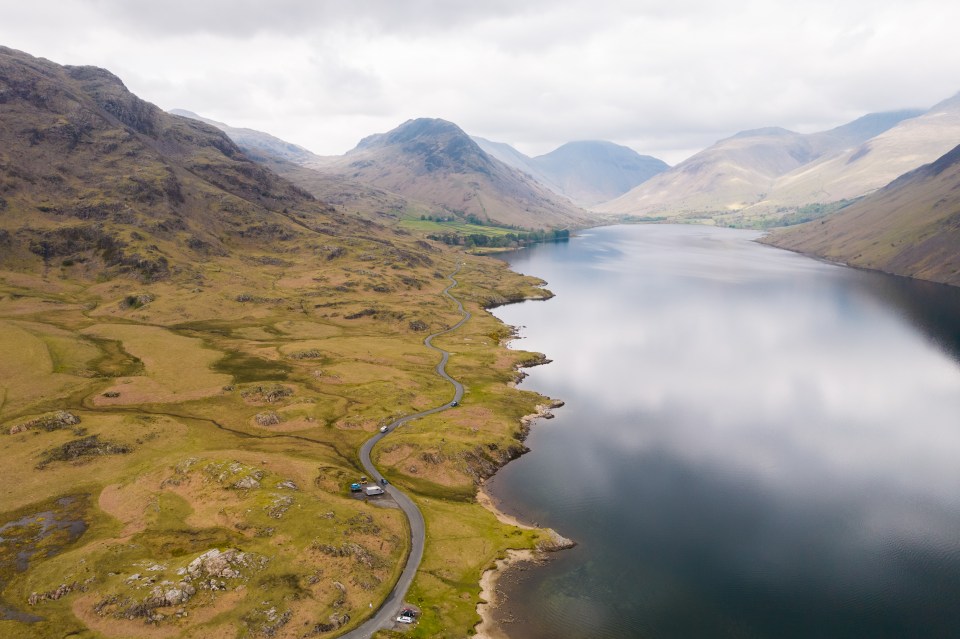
[354,117,494,175]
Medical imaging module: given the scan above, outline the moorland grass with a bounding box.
[0,241,559,638]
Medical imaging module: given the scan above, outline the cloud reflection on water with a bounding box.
[490,226,960,639]
[496,226,960,510]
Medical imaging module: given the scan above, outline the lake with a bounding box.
[487,225,960,639]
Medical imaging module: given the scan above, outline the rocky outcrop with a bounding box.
[95,548,267,624]
[28,581,83,605]
[536,529,577,552]
[35,434,131,469]
[8,410,80,435]
[254,411,281,427]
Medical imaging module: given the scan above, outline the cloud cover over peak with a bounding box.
[2,0,959,164]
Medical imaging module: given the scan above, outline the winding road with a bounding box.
[340,264,471,638]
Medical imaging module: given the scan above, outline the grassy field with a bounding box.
[0,237,557,639]
[400,219,519,237]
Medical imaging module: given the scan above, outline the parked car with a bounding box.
[396,614,414,624]
[350,483,362,492]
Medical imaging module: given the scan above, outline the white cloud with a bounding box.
[2,0,959,163]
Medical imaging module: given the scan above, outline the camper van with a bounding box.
[364,485,385,496]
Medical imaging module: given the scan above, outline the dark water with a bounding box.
[0,495,88,622]
[487,225,960,639]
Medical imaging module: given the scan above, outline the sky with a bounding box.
[2,0,959,165]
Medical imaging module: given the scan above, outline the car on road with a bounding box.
[380,425,388,433]
[450,400,458,407]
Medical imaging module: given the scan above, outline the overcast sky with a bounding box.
[2,0,959,164]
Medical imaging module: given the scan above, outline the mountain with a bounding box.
[595,127,816,217]
[175,114,588,229]
[762,143,960,287]
[530,141,668,207]
[0,46,380,282]
[596,109,925,221]
[170,109,414,222]
[317,118,589,228]
[168,108,323,165]
[472,136,558,190]
[473,138,668,207]
[761,98,960,210]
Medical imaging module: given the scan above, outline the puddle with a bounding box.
[0,495,89,622]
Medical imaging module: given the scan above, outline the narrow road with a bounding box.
[339,264,470,638]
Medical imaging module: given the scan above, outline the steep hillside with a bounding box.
[473,137,667,207]
[763,144,960,287]
[760,97,960,210]
[596,109,925,221]
[0,46,370,282]
[322,118,588,229]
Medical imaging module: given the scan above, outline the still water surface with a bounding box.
[487,225,960,639]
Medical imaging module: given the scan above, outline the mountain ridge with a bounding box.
[595,106,934,221]
[762,143,960,286]
[330,117,588,228]
[0,46,355,281]
[172,112,589,229]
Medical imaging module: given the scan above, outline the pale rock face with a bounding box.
[234,476,261,490]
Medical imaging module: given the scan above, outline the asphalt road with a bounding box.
[339,265,470,638]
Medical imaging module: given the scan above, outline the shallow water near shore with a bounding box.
[487,224,960,639]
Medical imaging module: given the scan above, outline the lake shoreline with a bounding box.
[471,278,572,639]
[475,480,576,639]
